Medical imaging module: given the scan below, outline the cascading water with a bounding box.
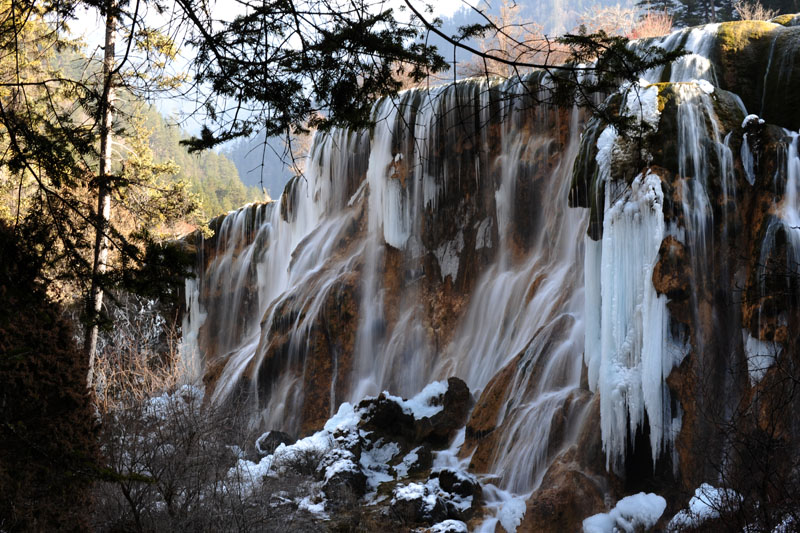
[180,17,800,531]
[183,74,592,495]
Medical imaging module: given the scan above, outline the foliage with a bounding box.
[175,0,450,151]
[92,385,328,532]
[629,10,675,39]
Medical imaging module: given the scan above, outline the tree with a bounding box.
[0,0,196,386]
[85,0,117,388]
[173,0,449,152]
[171,0,685,155]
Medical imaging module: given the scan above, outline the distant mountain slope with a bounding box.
[144,108,264,220]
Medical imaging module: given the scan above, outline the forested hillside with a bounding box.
[143,106,263,222]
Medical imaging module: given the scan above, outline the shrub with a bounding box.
[734,1,779,21]
[629,11,674,40]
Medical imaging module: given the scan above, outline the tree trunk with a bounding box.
[85,1,116,390]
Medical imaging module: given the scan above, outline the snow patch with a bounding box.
[583,492,666,533]
[436,230,464,282]
[497,495,527,532]
[393,446,421,478]
[384,380,449,419]
[430,519,468,533]
[596,126,619,180]
[742,114,765,129]
[624,83,661,128]
[297,495,328,517]
[693,78,715,94]
[668,483,742,530]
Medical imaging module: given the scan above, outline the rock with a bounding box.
[391,482,448,525]
[431,469,483,520]
[320,448,368,506]
[415,377,474,445]
[652,235,690,300]
[357,393,417,444]
[392,444,433,477]
[322,467,368,507]
[434,469,481,500]
[255,430,295,456]
[715,21,800,131]
[462,353,520,470]
[518,458,607,533]
[357,377,473,450]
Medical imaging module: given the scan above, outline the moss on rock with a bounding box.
[712,21,800,130]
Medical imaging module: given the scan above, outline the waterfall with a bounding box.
[180,19,800,527]
[182,74,591,492]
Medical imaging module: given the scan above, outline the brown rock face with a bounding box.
[653,235,690,300]
[462,354,519,470]
[519,396,614,533]
[299,272,362,435]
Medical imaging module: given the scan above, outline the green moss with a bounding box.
[716,20,778,52]
[654,82,677,113]
[770,14,798,27]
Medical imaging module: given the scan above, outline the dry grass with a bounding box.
[629,11,674,40]
[91,293,187,414]
[734,0,779,21]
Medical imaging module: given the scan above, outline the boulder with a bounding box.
[322,467,368,507]
[255,430,295,456]
[391,483,448,525]
[415,377,474,445]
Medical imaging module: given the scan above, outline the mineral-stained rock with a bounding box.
[518,467,606,533]
[653,233,693,328]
